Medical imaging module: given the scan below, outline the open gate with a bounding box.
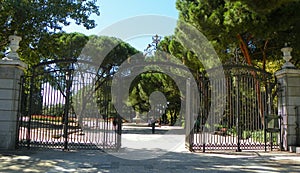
[17,59,121,150]
[188,65,281,152]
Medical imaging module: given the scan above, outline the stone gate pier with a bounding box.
[0,34,27,149]
[275,46,300,152]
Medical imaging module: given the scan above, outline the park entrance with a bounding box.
[17,59,281,152]
[186,65,281,152]
[17,59,121,150]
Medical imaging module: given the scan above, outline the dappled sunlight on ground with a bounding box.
[0,149,300,172]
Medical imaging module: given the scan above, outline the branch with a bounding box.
[0,41,8,47]
[262,39,269,71]
[237,34,252,65]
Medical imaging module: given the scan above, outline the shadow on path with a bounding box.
[0,149,300,173]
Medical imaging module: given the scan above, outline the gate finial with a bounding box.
[281,44,295,69]
[3,32,22,61]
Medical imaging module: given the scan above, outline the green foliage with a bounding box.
[81,35,139,71]
[80,35,139,90]
[43,103,64,117]
[0,0,100,66]
[157,36,204,77]
[39,32,89,61]
[233,0,297,14]
[31,115,76,123]
[128,72,181,125]
[70,36,139,123]
[28,33,89,92]
[175,0,300,69]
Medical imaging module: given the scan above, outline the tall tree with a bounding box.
[25,32,89,118]
[39,32,89,61]
[74,35,139,124]
[236,0,298,14]
[176,0,300,69]
[80,35,140,77]
[128,72,181,125]
[173,0,300,128]
[38,32,89,92]
[0,0,100,65]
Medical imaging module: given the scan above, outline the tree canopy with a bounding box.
[0,0,100,65]
[128,72,181,125]
[175,0,300,70]
[80,35,140,76]
[235,0,298,14]
[25,32,89,65]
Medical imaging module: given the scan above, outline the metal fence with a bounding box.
[17,60,281,152]
[190,65,280,152]
[17,59,121,150]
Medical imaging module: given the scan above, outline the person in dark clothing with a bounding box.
[151,117,155,134]
[113,117,117,132]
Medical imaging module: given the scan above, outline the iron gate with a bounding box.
[17,59,121,150]
[189,65,281,152]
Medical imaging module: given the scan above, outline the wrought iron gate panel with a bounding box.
[17,60,121,150]
[191,65,280,152]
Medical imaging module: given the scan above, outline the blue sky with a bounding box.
[64,0,179,51]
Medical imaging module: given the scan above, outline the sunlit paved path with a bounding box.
[1,125,299,172]
[1,149,300,173]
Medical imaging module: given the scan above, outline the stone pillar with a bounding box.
[275,46,300,151]
[0,33,27,149]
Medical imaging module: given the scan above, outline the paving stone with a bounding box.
[1,144,300,172]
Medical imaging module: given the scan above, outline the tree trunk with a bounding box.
[262,40,269,71]
[236,34,265,126]
[237,34,252,65]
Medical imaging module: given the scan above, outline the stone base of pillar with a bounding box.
[289,146,300,153]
